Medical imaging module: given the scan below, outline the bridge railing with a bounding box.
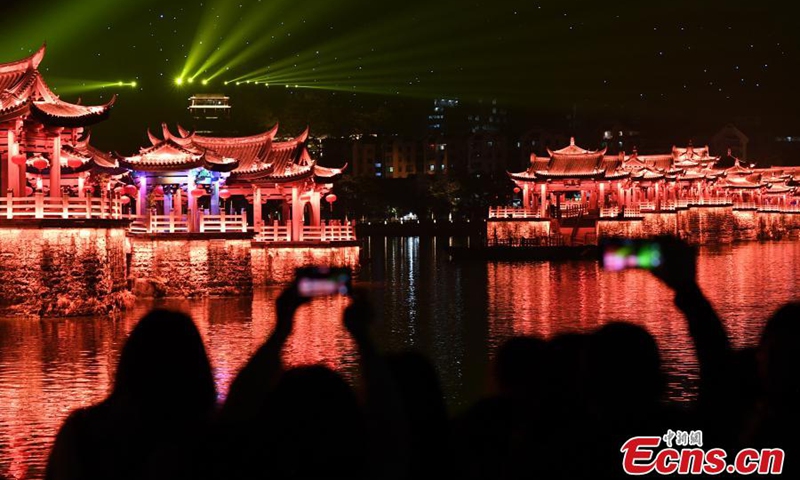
[733,202,758,210]
[198,211,248,233]
[488,207,541,219]
[1,192,123,220]
[148,213,189,233]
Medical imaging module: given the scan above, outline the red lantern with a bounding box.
[32,157,49,170]
[24,186,34,196]
[124,185,138,197]
[66,157,84,169]
[325,194,337,204]
[191,186,207,197]
[11,154,27,166]
[513,187,521,194]
[120,196,131,205]
[219,189,231,199]
[153,185,164,195]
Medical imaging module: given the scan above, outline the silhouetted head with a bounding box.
[386,351,448,440]
[493,336,547,399]
[588,322,663,411]
[758,302,800,403]
[546,333,590,406]
[113,309,216,416]
[269,365,365,476]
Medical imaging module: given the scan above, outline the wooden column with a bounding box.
[175,188,183,216]
[5,127,22,196]
[137,176,148,216]
[310,191,321,226]
[187,177,197,232]
[210,180,220,215]
[522,184,530,209]
[253,186,263,231]
[291,187,302,241]
[50,132,62,196]
[598,182,605,210]
[78,174,85,198]
[540,183,547,217]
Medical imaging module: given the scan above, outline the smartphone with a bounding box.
[296,266,352,297]
[599,238,663,271]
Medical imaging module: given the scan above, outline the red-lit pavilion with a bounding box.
[117,124,348,241]
[497,138,799,225]
[1,45,123,220]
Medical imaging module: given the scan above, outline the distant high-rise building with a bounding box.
[428,98,459,134]
[467,98,507,133]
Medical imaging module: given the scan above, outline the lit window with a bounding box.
[603,131,613,139]
[430,165,435,171]
[389,166,394,173]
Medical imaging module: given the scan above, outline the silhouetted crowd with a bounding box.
[44,239,799,479]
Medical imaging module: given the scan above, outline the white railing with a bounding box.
[733,202,758,210]
[488,207,541,219]
[661,201,677,212]
[1,193,123,220]
[759,204,800,213]
[689,197,733,206]
[638,201,656,212]
[255,223,291,242]
[301,224,356,242]
[198,211,248,233]
[148,212,189,233]
[600,206,642,218]
[254,222,357,243]
[675,199,689,209]
[600,207,620,218]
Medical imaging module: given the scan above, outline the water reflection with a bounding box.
[1,239,798,478]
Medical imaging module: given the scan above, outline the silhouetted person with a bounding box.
[745,302,800,473]
[216,285,406,479]
[453,336,549,480]
[587,322,668,477]
[266,365,367,479]
[386,351,450,477]
[45,309,216,480]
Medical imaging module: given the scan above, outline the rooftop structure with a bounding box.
[1,45,124,221]
[188,93,231,121]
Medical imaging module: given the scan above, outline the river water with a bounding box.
[1,238,798,478]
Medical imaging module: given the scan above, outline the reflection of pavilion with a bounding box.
[0,46,355,246]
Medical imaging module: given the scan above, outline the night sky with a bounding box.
[1,0,798,151]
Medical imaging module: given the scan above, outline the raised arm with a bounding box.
[220,285,308,424]
[651,237,732,404]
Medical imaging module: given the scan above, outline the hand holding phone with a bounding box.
[600,238,663,271]
[295,266,352,297]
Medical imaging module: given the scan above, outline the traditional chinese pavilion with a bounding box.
[491,137,800,245]
[1,45,125,220]
[117,123,348,241]
[0,46,353,244]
